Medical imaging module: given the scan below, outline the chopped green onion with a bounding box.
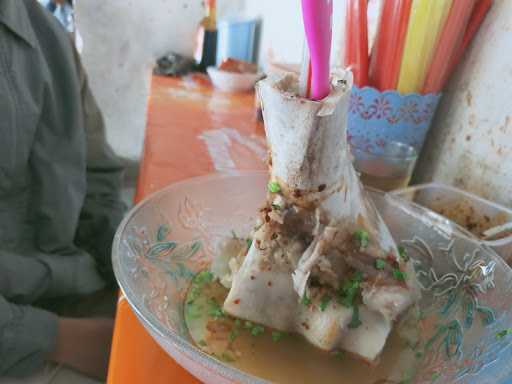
[244,321,253,329]
[392,269,407,282]
[431,372,440,381]
[496,328,512,340]
[198,340,208,347]
[229,329,240,342]
[271,331,285,342]
[268,181,281,193]
[332,350,344,359]
[353,229,369,249]
[187,285,201,304]
[251,325,265,336]
[271,203,281,210]
[234,319,241,328]
[246,238,252,249]
[320,294,332,311]
[207,298,224,319]
[193,270,214,285]
[399,377,414,384]
[221,353,236,362]
[352,271,364,282]
[348,305,362,329]
[301,292,312,306]
[185,305,202,319]
[337,271,363,308]
[374,259,386,270]
[209,308,224,319]
[398,245,409,262]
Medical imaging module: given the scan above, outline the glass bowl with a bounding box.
[350,137,418,192]
[113,171,512,384]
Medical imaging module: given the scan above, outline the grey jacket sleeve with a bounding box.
[0,296,58,377]
[0,247,102,377]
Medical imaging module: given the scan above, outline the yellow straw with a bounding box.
[397,0,452,94]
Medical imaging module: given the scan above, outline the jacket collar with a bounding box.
[0,0,37,47]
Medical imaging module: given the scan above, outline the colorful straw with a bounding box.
[397,0,453,94]
[447,0,493,79]
[301,0,333,100]
[423,0,476,94]
[344,0,369,87]
[369,0,412,91]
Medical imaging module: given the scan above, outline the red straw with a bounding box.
[344,0,369,87]
[369,0,412,91]
[423,0,476,94]
[447,0,493,80]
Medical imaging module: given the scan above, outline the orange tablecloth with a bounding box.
[107,75,265,384]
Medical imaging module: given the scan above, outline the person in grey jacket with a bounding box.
[0,0,125,379]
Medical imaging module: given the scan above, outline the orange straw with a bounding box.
[369,0,412,91]
[447,0,493,79]
[422,0,476,94]
[344,0,369,87]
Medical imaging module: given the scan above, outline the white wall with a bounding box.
[243,0,380,68]
[76,0,204,160]
[415,0,512,207]
[76,0,253,160]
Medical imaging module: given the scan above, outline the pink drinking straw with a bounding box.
[369,0,412,91]
[423,0,476,94]
[447,0,493,79]
[344,0,369,87]
[301,0,333,100]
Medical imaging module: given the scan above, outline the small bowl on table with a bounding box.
[207,58,263,92]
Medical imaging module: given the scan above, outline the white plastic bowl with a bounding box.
[207,66,263,92]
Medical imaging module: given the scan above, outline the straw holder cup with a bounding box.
[347,85,441,154]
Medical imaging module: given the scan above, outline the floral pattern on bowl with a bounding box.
[113,172,512,384]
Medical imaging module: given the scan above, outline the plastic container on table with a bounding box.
[393,182,512,264]
[216,18,259,65]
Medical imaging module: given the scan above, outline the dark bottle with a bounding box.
[194,0,218,71]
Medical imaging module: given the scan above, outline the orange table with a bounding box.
[107,75,265,384]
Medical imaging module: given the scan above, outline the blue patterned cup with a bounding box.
[347,86,442,153]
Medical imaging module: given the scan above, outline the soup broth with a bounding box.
[184,271,419,384]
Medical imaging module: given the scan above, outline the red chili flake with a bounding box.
[301,322,310,330]
[265,215,271,222]
[234,299,241,305]
[293,189,302,198]
[386,254,399,268]
[318,184,326,192]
